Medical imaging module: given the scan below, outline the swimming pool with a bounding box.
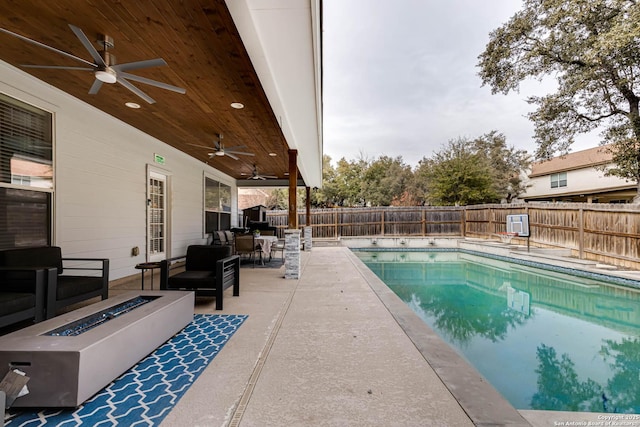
[355,249,640,413]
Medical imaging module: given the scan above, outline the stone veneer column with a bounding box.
[284,229,301,279]
[303,226,312,251]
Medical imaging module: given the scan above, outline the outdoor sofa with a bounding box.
[0,246,109,322]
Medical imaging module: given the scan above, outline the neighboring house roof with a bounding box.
[238,188,271,210]
[529,145,612,177]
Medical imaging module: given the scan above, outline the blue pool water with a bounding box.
[355,250,640,413]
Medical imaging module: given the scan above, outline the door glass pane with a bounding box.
[149,175,165,255]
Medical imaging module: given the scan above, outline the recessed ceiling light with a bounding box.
[240,172,247,176]
[230,102,244,109]
[268,152,277,156]
[125,102,141,109]
[284,172,289,175]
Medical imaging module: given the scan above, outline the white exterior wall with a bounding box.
[1,60,237,281]
[524,166,631,199]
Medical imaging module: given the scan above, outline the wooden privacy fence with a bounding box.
[266,203,640,269]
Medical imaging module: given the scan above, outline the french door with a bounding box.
[147,170,169,261]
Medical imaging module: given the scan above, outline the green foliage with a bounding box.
[472,131,532,202]
[324,156,369,206]
[266,188,308,210]
[312,133,527,207]
[427,139,500,205]
[410,132,530,206]
[361,156,412,206]
[600,337,640,412]
[531,344,604,412]
[310,155,338,207]
[477,0,640,197]
[265,188,289,210]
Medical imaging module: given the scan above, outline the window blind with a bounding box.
[0,93,53,249]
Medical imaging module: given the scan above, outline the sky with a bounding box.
[322,0,599,168]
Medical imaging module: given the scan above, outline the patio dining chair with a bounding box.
[234,234,261,267]
[270,238,285,262]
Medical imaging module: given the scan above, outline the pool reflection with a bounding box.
[358,250,640,413]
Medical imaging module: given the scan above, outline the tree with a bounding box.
[265,188,288,210]
[332,156,369,207]
[310,155,337,207]
[531,344,604,412]
[419,138,500,206]
[360,155,412,206]
[472,131,531,202]
[477,0,640,201]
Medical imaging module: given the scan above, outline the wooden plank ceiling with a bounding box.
[0,0,292,182]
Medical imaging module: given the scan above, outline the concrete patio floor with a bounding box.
[113,245,629,426]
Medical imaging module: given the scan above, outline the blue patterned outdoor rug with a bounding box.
[5,314,247,426]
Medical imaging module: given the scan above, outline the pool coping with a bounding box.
[345,248,532,427]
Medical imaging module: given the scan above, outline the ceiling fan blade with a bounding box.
[21,65,94,70]
[225,152,239,160]
[187,143,214,149]
[117,77,156,104]
[112,58,167,72]
[0,27,97,68]
[226,150,255,156]
[223,144,248,151]
[68,24,107,68]
[117,71,186,94]
[88,79,103,95]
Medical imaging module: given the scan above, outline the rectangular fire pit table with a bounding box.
[0,290,194,407]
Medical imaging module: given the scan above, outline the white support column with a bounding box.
[284,229,301,279]
[303,226,312,251]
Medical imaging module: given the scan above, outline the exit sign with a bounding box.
[154,154,165,164]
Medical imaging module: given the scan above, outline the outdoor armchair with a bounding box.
[159,245,240,310]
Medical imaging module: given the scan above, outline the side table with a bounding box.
[135,262,162,290]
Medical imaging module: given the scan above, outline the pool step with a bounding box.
[509,249,598,268]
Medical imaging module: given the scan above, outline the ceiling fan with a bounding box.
[0,24,186,104]
[250,164,277,180]
[190,133,255,160]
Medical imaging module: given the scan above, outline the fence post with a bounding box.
[578,207,584,259]
[334,210,338,239]
[381,210,385,235]
[461,207,466,237]
[488,207,493,237]
[422,209,426,236]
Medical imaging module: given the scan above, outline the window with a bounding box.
[204,177,231,232]
[550,172,567,188]
[0,93,53,249]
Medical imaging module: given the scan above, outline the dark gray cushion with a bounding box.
[0,292,36,315]
[0,246,64,274]
[56,276,105,300]
[168,271,216,288]
[185,245,231,271]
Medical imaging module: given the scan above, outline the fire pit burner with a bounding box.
[45,296,159,336]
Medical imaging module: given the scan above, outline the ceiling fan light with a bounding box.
[95,69,117,84]
[214,151,225,156]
